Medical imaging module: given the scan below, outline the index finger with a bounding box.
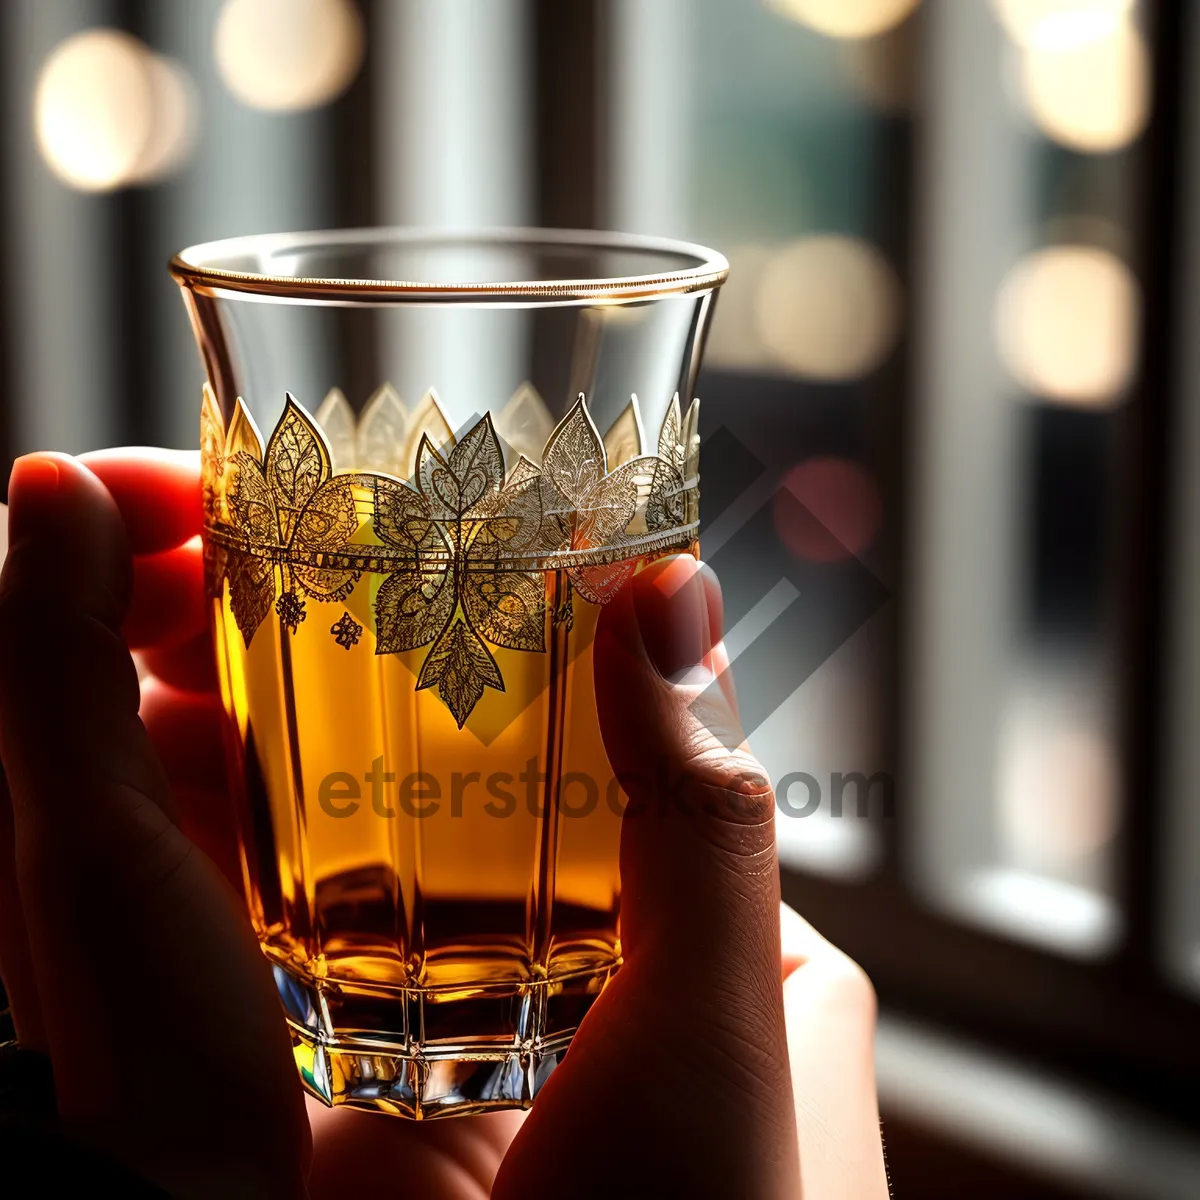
[79,448,200,554]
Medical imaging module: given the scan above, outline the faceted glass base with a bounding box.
[272,958,616,1118]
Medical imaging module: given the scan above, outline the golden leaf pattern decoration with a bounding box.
[266,401,326,539]
[226,397,266,462]
[221,395,362,645]
[682,397,701,525]
[314,387,357,474]
[541,396,655,605]
[417,617,504,729]
[201,383,225,523]
[202,385,699,725]
[354,384,405,474]
[229,552,274,646]
[603,394,645,471]
[646,393,689,536]
[371,413,547,725]
[315,383,453,479]
[372,474,455,655]
[375,560,455,654]
[201,384,228,599]
[494,382,555,463]
[405,390,456,470]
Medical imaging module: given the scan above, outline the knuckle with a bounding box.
[675,743,777,859]
[681,743,774,811]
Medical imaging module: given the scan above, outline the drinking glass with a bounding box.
[171,228,726,1118]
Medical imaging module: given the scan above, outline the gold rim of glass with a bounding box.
[170,226,729,305]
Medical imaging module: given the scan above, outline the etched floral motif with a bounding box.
[316,383,456,478]
[316,381,558,479]
[645,394,692,536]
[222,395,362,646]
[539,396,665,605]
[331,611,363,649]
[276,591,307,632]
[202,386,700,726]
[200,383,229,600]
[371,414,547,727]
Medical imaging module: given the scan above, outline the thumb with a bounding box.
[595,555,782,1004]
[493,556,799,1199]
[594,554,798,1191]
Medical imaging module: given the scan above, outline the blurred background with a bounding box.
[1,0,1198,1194]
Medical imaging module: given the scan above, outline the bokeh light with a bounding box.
[992,0,1133,51]
[765,0,921,40]
[34,30,196,192]
[129,54,199,185]
[999,717,1119,867]
[1017,13,1149,152]
[775,457,883,563]
[755,235,902,382]
[215,0,365,113]
[996,245,1139,406]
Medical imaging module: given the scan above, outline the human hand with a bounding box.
[490,552,889,1200]
[0,450,309,1198]
[0,450,888,1198]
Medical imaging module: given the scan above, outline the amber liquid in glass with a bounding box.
[211,545,692,1116]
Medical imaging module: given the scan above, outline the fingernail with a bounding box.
[8,455,61,543]
[11,454,60,493]
[633,555,714,680]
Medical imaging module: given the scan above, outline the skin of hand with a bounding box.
[0,449,889,1199]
